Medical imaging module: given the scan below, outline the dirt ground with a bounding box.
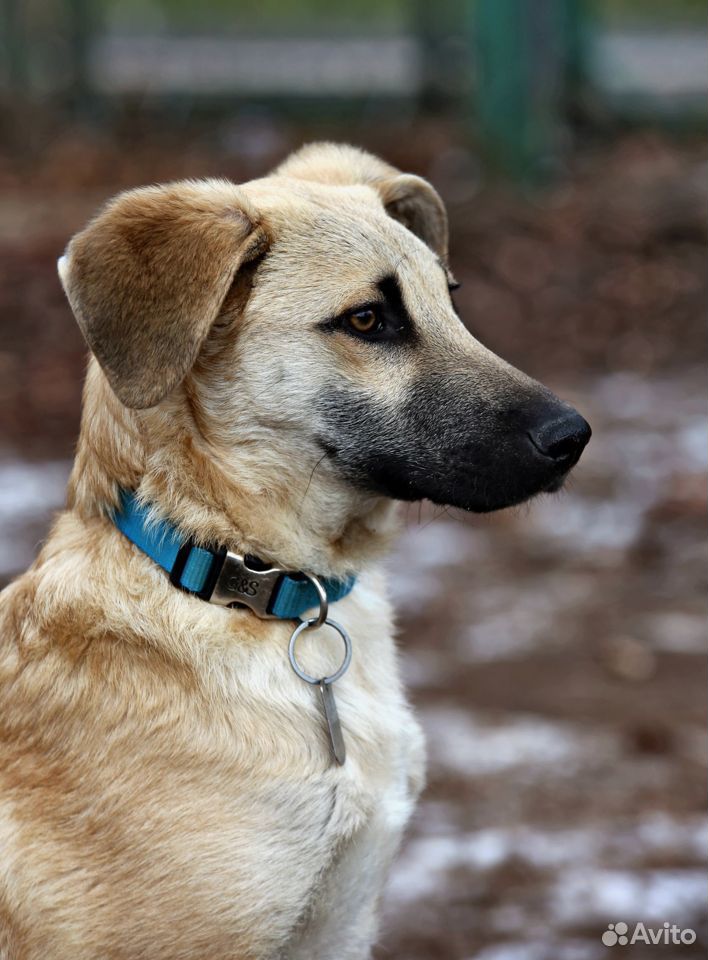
[0,124,705,959]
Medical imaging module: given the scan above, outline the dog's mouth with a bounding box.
[539,473,569,494]
[319,433,587,512]
[317,387,591,514]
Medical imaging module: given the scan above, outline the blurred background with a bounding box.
[0,1,706,957]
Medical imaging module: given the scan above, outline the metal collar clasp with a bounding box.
[210,551,285,617]
[169,536,332,621]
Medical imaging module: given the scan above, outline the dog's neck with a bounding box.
[68,363,399,578]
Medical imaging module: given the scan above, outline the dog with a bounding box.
[0,143,590,959]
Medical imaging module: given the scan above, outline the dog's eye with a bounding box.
[345,308,382,336]
[320,290,412,345]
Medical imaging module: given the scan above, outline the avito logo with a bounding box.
[602,921,696,947]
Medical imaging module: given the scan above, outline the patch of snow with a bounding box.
[527,494,645,553]
[646,612,707,653]
[386,520,482,612]
[0,459,70,575]
[421,708,617,778]
[471,941,602,960]
[552,867,707,925]
[0,460,69,520]
[461,574,593,662]
[678,419,708,470]
[471,942,548,960]
[386,813,708,914]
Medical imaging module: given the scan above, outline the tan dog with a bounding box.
[0,143,590,959]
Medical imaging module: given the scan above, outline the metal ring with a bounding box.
[302,572,328,627]
[288,617,352,686]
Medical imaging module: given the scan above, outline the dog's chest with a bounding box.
[1,552,423,958]
[214,588,424,835]
[144,590,424,956]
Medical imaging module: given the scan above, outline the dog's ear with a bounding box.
[276,142,448,261]
[58,180,269,409]
[376,173,448,262]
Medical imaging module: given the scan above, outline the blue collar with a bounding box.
[113,490,356,621]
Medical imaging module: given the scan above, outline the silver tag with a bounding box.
[288,617,353,767]
[318,680,346,765]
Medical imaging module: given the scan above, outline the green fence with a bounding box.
[0,0,705,182]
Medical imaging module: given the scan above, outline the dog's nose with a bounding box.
[528,410,591,466]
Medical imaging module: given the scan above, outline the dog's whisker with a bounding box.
[297,451,328,520]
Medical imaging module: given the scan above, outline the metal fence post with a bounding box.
[472,0,588,183]
[0,0,28,93]
[66,0,96,117]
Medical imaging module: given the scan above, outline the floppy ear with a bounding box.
[376,173,448,262]
[275,142,449,261]
[58,180,269,409]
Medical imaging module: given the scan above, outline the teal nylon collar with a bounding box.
[113,490,356,620]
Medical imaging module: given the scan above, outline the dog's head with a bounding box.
[60,143,589,529]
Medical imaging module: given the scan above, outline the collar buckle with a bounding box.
[210,551,285,618]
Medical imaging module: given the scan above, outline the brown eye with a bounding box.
[346,308,380,335]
